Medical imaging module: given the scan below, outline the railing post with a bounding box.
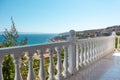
[67,30,77,74]
[112,32,116,49]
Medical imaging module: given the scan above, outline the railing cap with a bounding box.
[69,30,76,38]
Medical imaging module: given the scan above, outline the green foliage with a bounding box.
[115,37,119,49]
[20,54,29,80]
[2,55,15,80]
[1,17,28,80]
[33,59,40,75]
[2,17,28,47]
[0,44,3,48]
[116,32,120,36]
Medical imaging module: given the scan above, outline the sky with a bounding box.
[0,0,120,33]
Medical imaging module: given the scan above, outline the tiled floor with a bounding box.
[67,51,120,80]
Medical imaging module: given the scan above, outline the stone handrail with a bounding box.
[0,30,116,80]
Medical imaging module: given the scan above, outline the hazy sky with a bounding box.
[0,0,120,33]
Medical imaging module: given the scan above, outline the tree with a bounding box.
[2,17,28,47]
[2,17,28,80]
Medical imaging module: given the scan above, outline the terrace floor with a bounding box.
[67,50,120,80]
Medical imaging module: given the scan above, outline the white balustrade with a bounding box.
[0,30,116,80]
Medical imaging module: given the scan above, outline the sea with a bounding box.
[0,34,57,45]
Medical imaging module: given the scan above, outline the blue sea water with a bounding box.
[0,34,57,45]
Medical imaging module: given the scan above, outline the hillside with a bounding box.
[50,25,120,42]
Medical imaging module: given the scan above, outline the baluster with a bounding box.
[86,41,88,63]
[90,40,93,62]
[100,40,103,56]
[93,40,96,60]
[82,43,85,66]
[109,38,113,50]
[105,39,107,54]
[103,40,106,56]
[96,40,99,59]
[85,41,88,65]
[0,55,4,80]
[86,40,90,64]
[99,40,102,57]
[83,42,87,66]
[76,44,80,71]
[102,39,105,56]
[98,40,101,57]
[112,37,115,50]
[94,40,97,60]
[81,43,85,66]
[85,41,88,64]
[48,49,55,80]
[92,40,95,61]
[87,40,91,63]
[55,47,64,80]
[27,52,35,80]
[98,40,101,58]
[102,39,105,55]
[79,43,83,67]
[98,40,100,57]
[113,36,116,49]
[62,46,70,78]
[37,50,46,80]
[89,40,93,63]
[14,54,23,80]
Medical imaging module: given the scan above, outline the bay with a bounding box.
[0,34,57,45]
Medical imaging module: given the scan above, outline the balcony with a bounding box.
[0,30,118,80]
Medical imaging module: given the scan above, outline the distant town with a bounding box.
[50,25,120,42]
